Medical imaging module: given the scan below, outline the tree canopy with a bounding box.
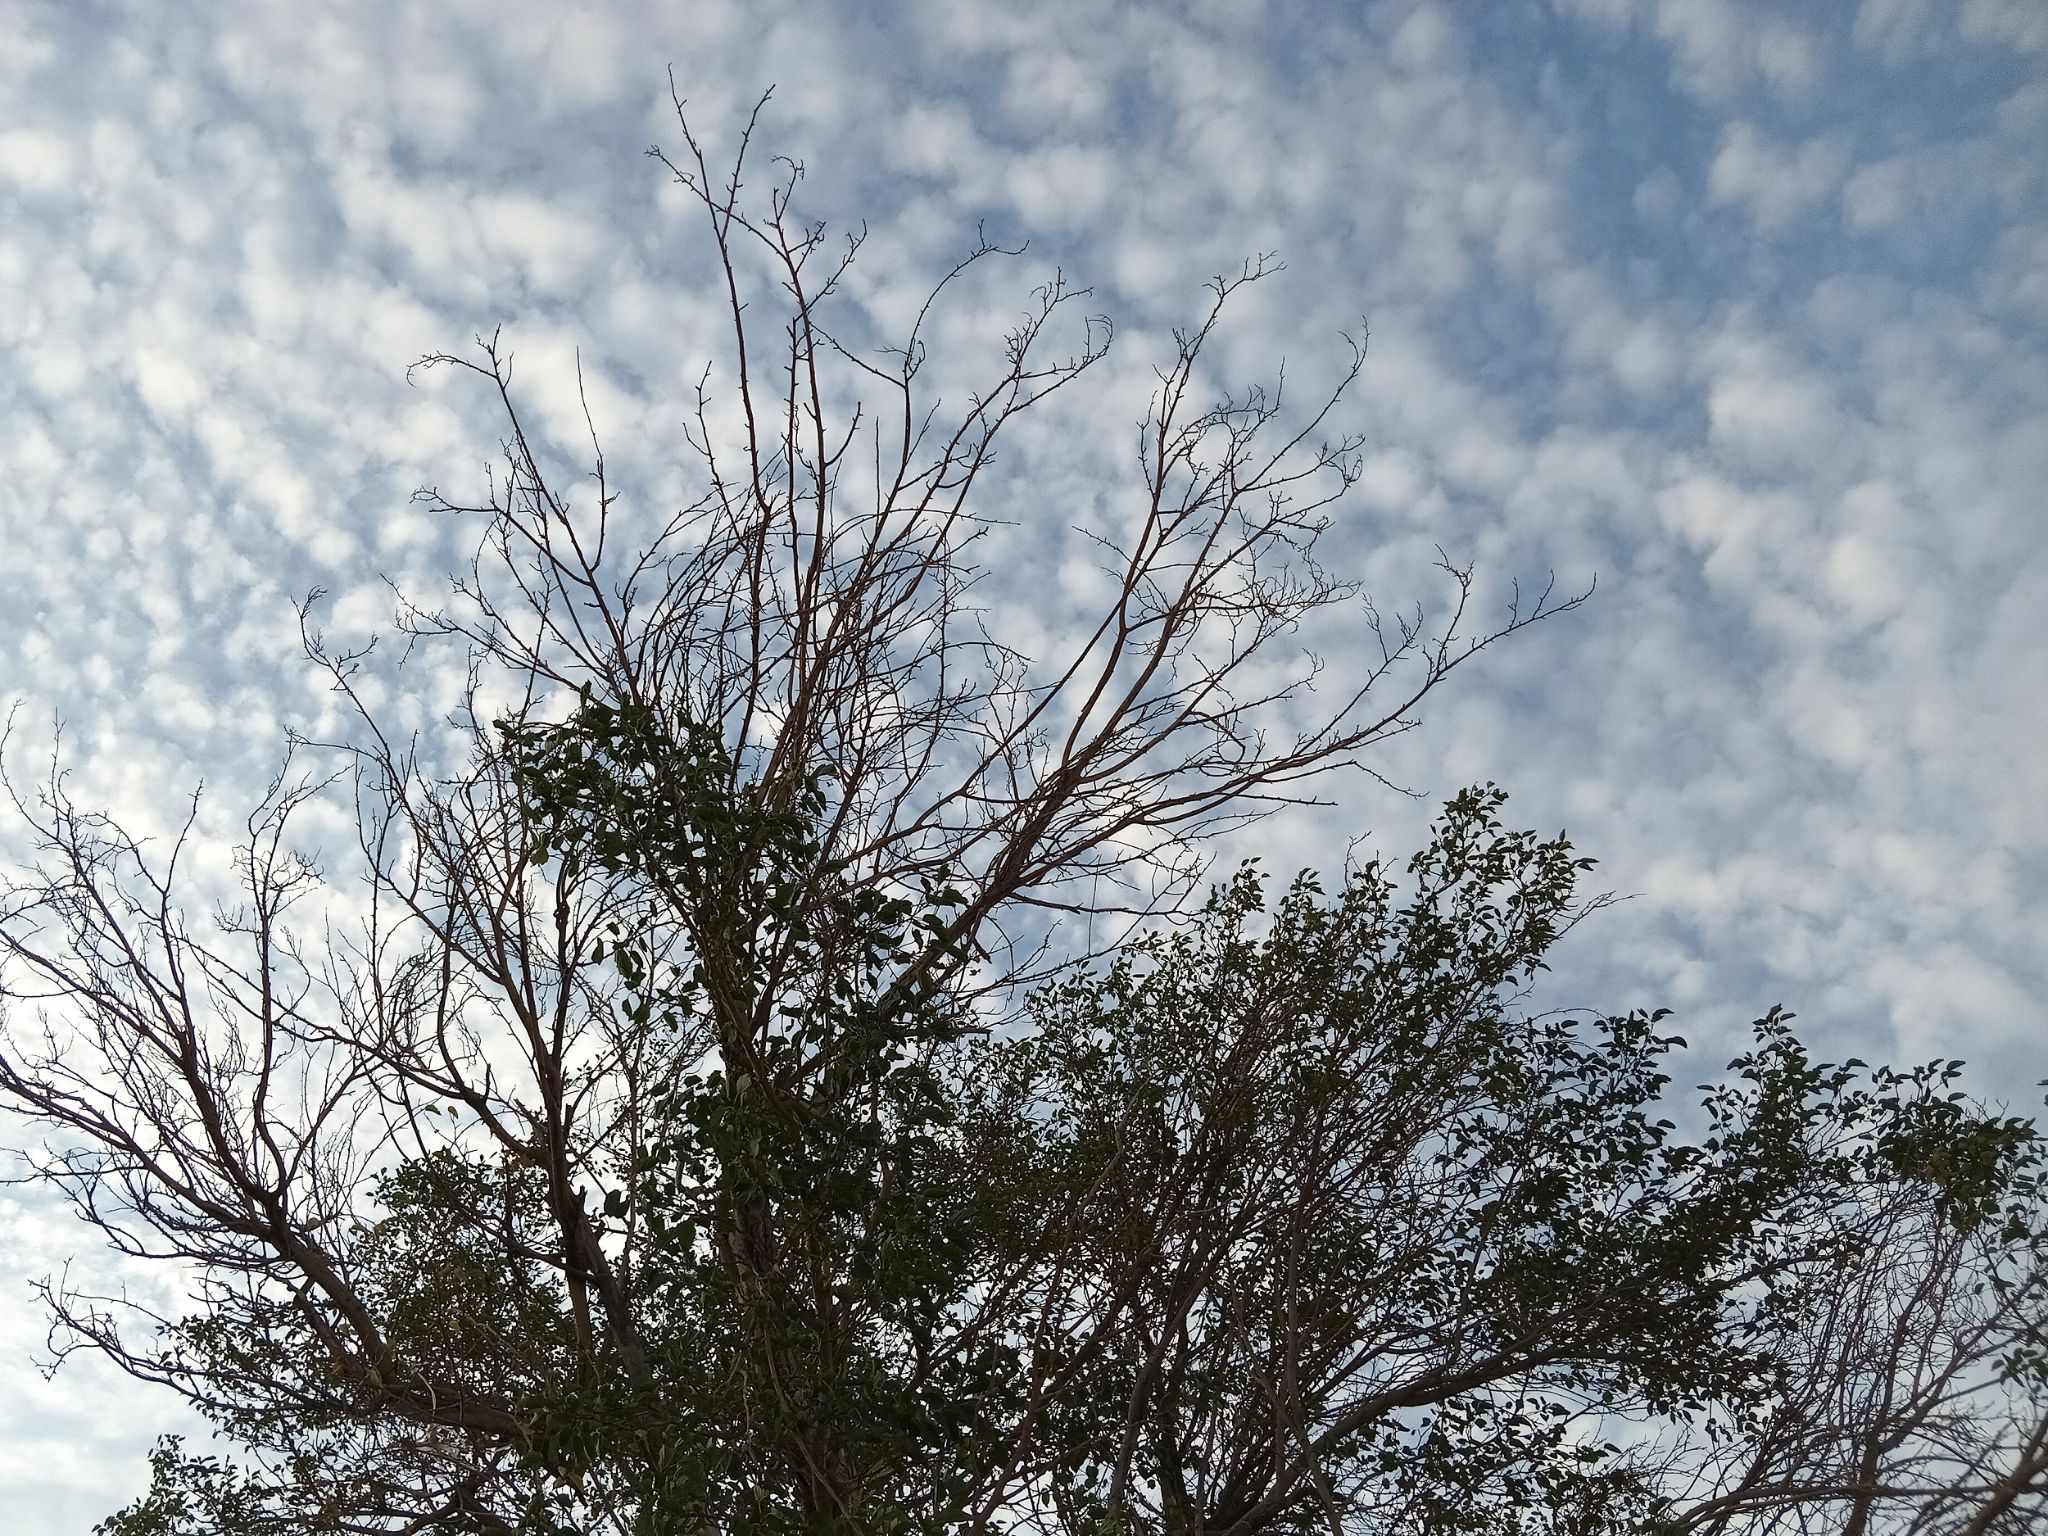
[2,97,2044,1536]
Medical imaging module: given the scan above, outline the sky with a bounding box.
[0,0,2043,1525]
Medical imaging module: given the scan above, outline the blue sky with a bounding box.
[0,0,2043,1525]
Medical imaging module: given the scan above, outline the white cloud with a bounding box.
[1700,331,1840,469]
[1820,482,1917,628]
[1755,20,1821,93]
[0,128,72,191]
[1984,222,2048,319]
[1005,142,1116,230]
[1708,122,1846,232]
[1,0,2045,1527]
[1655,0,1825,100]
[131,348,207,423]
[1001,45,1114,126]
[1962,0,2048,52]
[1853,0,1944,61]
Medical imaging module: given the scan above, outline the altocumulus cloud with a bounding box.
[0,0,2043,1525]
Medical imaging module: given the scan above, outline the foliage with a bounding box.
[0,95,2041,1535]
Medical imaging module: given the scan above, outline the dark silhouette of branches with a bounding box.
[0,93,2039,1536]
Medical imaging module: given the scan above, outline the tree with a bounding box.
[1,94,2043,1535]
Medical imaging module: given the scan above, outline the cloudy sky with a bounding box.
[0,0,2043,1524]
